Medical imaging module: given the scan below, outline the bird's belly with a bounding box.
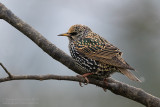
[70,49,98,73]
[69,44,98,73]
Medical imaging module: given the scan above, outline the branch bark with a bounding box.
[0,2,160,107]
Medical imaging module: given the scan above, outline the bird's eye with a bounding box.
[70,32,77,36]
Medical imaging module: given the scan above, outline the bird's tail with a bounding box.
[118,68,141,82]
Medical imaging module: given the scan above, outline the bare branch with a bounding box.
[0,72,159,107]
[0,2,160,107]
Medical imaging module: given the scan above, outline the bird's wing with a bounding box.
[74,34,135,70]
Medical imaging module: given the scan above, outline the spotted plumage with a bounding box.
[58,24,141,82]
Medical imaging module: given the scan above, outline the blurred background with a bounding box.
[0,0,160,107]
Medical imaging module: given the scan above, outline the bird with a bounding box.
[58,24,141,84]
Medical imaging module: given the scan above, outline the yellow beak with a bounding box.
[58,32,71,36]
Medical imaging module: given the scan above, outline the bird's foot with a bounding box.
[76,73,93,87]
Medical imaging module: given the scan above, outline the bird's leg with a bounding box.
[103,78,108,92]
[77,73,94,87]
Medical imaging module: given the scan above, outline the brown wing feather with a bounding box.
[74,33,135,70]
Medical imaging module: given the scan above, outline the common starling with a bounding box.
[58,24,141,83]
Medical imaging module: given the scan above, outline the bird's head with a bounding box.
[58,24,92,41]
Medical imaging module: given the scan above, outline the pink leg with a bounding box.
[77,73,94,87]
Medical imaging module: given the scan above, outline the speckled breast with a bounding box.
[69,42,98,73]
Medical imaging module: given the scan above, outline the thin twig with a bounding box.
[0,62,12,78]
